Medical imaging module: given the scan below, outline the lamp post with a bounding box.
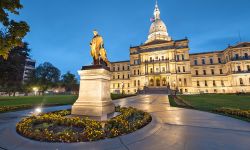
[33,87,38,96]
[121,82,124,95]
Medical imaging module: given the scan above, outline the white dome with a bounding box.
[145,2,171,43]
[149,19,167,35]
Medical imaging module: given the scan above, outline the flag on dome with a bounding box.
[150,17,155,22]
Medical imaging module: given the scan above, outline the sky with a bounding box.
[15,0,250,75]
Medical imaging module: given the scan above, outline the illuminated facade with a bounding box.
[109,2,250,94]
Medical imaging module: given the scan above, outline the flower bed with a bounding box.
[16,106,151,142]
[215,107,250,121]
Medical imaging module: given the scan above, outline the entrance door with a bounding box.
[150,79,154,86]
[156,79,160,86]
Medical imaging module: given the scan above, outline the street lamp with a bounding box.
[33,87,39,96]
[121,82,124,95]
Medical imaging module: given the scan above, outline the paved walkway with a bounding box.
[0,95,250,150]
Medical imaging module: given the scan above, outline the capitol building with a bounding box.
[109,2,250,94]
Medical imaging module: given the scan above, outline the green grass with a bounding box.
[0,95,78,106]
[168,96,179,107]
[171,94,250,122]
[179,94,250,111]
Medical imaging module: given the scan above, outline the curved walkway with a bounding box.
[0,95,249,150]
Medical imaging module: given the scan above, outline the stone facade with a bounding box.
[109,2,250,94]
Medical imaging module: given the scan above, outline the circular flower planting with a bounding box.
[16,106,151,142]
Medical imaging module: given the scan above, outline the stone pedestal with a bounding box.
[71,66,115,117]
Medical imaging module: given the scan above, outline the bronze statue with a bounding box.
[90,30,109,66]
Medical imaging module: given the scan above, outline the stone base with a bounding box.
[71,101,115,117]
[71,66,115,117]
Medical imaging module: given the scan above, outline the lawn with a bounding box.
[173,94,250,122]
[0,94,137,113]
[0,95,78,107]
[179,94,250,111]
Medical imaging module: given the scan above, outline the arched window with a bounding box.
[138,80,140,86]
[150,79,154,86]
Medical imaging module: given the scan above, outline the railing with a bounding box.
[230,56,250,61]
[231,70,250,74]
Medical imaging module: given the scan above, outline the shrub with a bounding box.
[215,108,250,120]
[0,105,33,113]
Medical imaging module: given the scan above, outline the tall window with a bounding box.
[239,78,243,85]
[122,75,124,79]
[128,83,130,87]
[134,80,136,87]
[184,78,187,86]
[127,65,130,70]
[117,66,120,71]
[194,60,198,65]
[218,58,222,63]
[178,67,181,72]
[197,81,200,87]
[245,53,249,59]
[118,75,120,79]
[221,80,224,86]
[211,69,214,75]
[220,69,223,74]
[205,80,208,86]
[247,65,250,71]
[134,70,136,75]
[202,59,206,65]
[162,67,165,72]
[138,70,140,75]
[138,80,140,86]
[195,70,198,75]
[150,57,153,62]
[118,83,120,88]
[150,68,153,73]
[203,70,207,75]
[176,55,180,61]
[183,66,186,72]
[128,74,130,79]
[182,54,185,60]
[162,56,164,60]
[113,67,115,71]
[122,66,125,70]
[213,80,216,87]
[210,58,213,64]
[237,66,241,72]
[235,54,239,60]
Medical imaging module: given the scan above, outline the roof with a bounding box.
[110,60,130,64]
[190,50,223,56]
[230,42,250,48]
[142,40,171,46]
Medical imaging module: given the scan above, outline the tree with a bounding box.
[0,0,30,59]
[35,62,61,94]
[61,71,78,93]
[0,42,31,96]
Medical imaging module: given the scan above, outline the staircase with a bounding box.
[141,87,170,94]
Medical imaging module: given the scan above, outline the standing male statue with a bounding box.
[90,30,109,66]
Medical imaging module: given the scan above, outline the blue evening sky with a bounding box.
[16,0,250,75]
